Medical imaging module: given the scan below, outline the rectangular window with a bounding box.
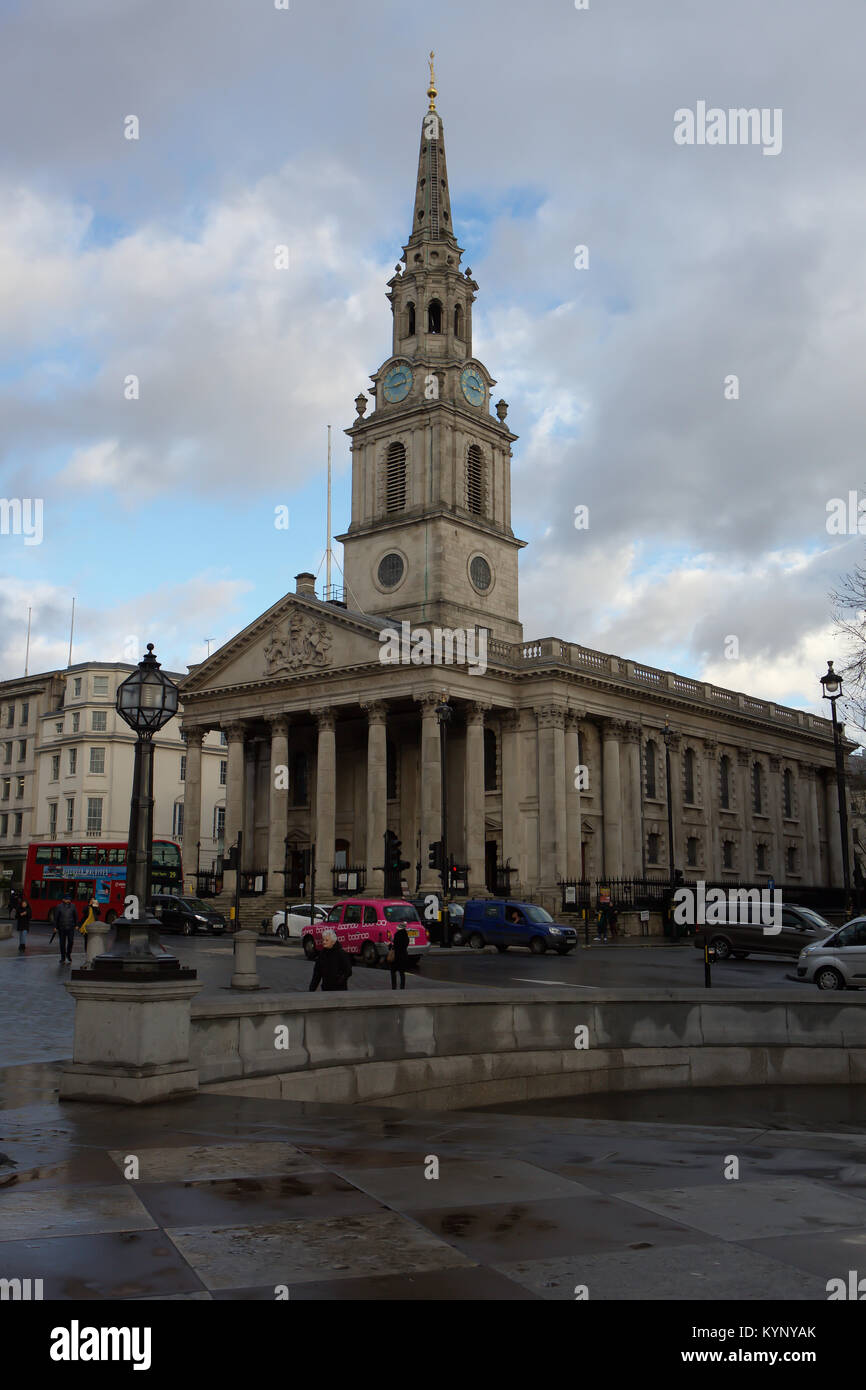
[66,798,75,832]
[48,802,58,836]
[73,678,82,697]
[55,721,63,734]
[92,675,109,696]
[16,777,24,799]
[180,755,186,782]
[17,740,26,762]
[91,710,107,732]
[0,813,6,836]
[5,705,14,728]
[89,747,105,774]
[51,754,60,781]
[13,813,22,836]
[20,702,29,726]
[173,802,184,837]
[72,712,80,732]
[647,832,660,864]
[86,798,103,834]
[1,778,9,801]
[215,806,225,840]
[219,760,227,786]
[68,748,77,775]
[3,743,10,765]
[722,841,734,870]
[686,836,698,866]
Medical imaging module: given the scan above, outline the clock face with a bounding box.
[382,362,413,403]
[461,365,485,407]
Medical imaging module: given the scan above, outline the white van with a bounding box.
[796,917,866,990]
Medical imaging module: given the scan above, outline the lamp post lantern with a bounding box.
[820,660,852,894]
[90,644,193,978]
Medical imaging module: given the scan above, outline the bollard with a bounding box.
[231,927,261,990]
[83,919,111,970]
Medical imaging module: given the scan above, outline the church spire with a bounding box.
[427,49,437,112]
[405,52,460,255]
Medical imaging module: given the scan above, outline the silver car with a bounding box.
[796,917,866,990]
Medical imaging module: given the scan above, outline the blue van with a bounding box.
[462,900,578,955]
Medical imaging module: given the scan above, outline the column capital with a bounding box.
[314,708,336,733]
[414,690,443,713]
[736,747,752,767]
[361,700,388,725]
[222,722,246,744]
[703,737,718,756]
[565,708,585,727]
[500,708,522,731]
[768,754,782,772]
[621,720,642,744]
[266,713,291,737]
[180,725,205,748]
[466,701,492,726]
[537,704,567,730]
[600,715,628,740]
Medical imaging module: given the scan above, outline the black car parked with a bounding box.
[152,894,226,935]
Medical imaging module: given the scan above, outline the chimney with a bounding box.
[295,572,316,598]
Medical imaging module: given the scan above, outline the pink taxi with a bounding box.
[302,899,430,968]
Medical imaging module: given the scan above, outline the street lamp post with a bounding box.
[91,644,192,978]
[820,661,852,896]
[436,694,453,947]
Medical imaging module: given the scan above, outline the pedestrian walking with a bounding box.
[608,905,619,940]
[308,929,353,992]
[54,895,78,964]
[594,905,609,942]
[388,924,410,989]
[14,896,31,953]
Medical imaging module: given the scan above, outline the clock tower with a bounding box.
[338,55,525,644]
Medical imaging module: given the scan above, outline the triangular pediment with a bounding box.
[180,592,391,695]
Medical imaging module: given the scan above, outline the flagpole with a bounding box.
[24,606,31,675]
[326,424,332,598]
[67,597,75,668]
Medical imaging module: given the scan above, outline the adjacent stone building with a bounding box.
[177,74,851,914]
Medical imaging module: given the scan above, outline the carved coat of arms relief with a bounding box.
[264,611,333,675]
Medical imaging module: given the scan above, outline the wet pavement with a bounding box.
[1,1081,866,1299]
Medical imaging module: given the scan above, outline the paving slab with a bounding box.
[617,1178,866,1240]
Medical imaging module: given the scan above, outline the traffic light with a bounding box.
[428,840,443,870]
[384,830,409,873]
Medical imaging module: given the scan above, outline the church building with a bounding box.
[178,66,848,916]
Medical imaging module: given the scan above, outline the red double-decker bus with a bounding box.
[23,840,183,923]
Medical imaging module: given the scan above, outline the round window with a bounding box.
[377,553,404,589]
[470,555,491,591]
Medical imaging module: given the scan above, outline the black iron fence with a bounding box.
[560,877,863,917]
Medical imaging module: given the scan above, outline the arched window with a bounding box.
[386,740,398,800]
[783,768,793,818]
[427,299,442,333]
[466,445,484,515]
[645,740,657,798]
[407,302,416,336]
[484,727,498,791]
[752,761,762,814]
[647,832,660,864]
[291,752,308,806]
[453,303,463,337]
[720,755,730,809]
[684,747,696,804]
[385,441,406,513]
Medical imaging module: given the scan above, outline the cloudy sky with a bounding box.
[1,0,865,722]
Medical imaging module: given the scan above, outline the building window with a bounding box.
[484,727,498,791]
[684,747,696,804]
[89,747,105,774]
[5,705,14,728]
[752,762,763,813]
[470,555,491,591]
[215,806,225,842]
[466,444,484,516]
[220,731,227,746]
[65,798,75,832]
[723,840,734,870]
[91,710,107,732]
[1,778,9,801]
[291,751,309,806]
[756,842,767,871]
[20,702,29,726]
[86,797,103,835]
[427,298,442,333]
[93,675,109,696]
[453,303,463,337]
[16,777,24,799]
[72,712,80,732]
[377,552,404,589]
[219,759,227,786]
[786,845,796,874]
[385,442,407,514]
[73,678,82,697]
[51,755,60,781]
[68,748,77,775]
[647,832,660,864]
[407,301,416,336]
[0,814,7,837]
[645,741,657,799]
[386,739,398,800]
[48,802,57,836]
[783,768,793,818]
[173,802,184,837]
[686,835,698,866]
[2,743,10,765]
[180,755,186,782]
[720,755,730,809]
[13,813,22,836]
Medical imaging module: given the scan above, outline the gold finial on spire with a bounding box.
[427,50,437,111]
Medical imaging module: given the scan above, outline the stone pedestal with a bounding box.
[83,919,111,969]
[59,977,200,1105]
[230,928,261,990]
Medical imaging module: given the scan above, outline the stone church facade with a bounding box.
[178,74,848,914]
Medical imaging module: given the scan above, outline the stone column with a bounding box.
[768,754,786,881]
[417,693,443,892]
[601,718,624,879]
[665,730,683,876]
[314,709,336,889]
[620,721,642,877]
[564,711,583,880]
[222,722,246,895]
[181,727,204,893]
[266,715,290,890]
[736,748,754,879]
[802,764,823,882]
[465,703,489,895]
[362,701,387,897]
[537,704,568,892]
[500,710,522,893]
[703,738,720,878]
[825,769,844,886]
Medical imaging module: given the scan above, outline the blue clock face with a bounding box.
[461,365,485,407]
[382,362,413,403]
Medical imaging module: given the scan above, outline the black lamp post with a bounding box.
[436,694,453,946]
[820,661,852,894]
[91,644,192,978]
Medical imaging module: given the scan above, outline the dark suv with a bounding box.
[693,903,833,961]
[152,894,226,936]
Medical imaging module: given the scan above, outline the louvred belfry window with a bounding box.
[466,445,484,515]
[386,442,407,513]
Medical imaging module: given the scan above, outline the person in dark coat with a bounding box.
[389,924,410,990]
[14,896,31,953]
[54,895,78,964]
[309,929,353,992]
